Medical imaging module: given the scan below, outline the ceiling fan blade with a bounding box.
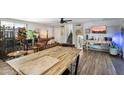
[60,18,72,24]
[65,20,72,21]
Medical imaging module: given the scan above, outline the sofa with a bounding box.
[35,37,59,51]
[60,43,75,47]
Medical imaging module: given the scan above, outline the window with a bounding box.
[1,21,26,28]
[1,21,26,38]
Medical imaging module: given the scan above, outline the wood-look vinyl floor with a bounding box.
[78,50,117,75]
[111,56,124,75]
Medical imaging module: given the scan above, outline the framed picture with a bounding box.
[91,26,106,33]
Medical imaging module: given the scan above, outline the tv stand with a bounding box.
[86,40,111,52]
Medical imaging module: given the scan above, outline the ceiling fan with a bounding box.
[60,18,72,24]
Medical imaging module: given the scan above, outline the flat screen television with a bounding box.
[91,26,106,33]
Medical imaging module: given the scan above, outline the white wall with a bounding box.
[54,27,61,43]
[83,20,122,40]
[85,26,121,40]
[83,20,123,29]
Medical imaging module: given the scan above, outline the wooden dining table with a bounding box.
[6,46,81,75]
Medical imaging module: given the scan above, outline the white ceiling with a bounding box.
[15,18,102,23]
[14,18,124,26]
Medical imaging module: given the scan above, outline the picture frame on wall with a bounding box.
[91,26,106,34]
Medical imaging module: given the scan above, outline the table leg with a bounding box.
[70,64,73,75]
[75,55,79,75]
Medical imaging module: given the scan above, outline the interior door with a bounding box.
[54,27,61,43]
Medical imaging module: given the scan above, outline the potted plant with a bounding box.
[109,42,118,55]
[17,27,27,50]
